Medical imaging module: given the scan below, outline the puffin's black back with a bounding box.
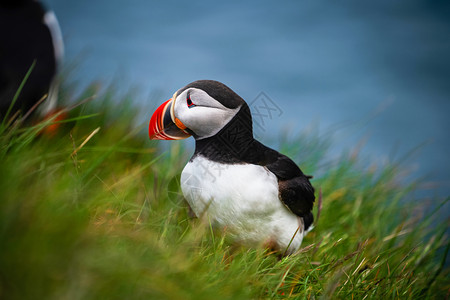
[0,0,56,118]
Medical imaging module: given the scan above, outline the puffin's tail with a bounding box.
[303,212,314,233]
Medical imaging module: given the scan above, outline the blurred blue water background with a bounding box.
[45,0,450,201]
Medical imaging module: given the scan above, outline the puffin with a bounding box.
[0,0,64,119]
[149,80,315,255]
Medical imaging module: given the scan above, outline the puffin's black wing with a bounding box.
[267,154,315,213]
[0,1,58,117]
[250,141,315,228]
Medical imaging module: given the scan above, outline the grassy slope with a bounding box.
[0,86,448,299]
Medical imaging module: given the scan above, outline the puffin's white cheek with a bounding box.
[182,107,235,138]
[173,95,188,117]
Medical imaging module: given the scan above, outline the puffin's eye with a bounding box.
[186,93,196,108]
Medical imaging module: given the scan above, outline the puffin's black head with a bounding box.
[149,80,251,140]
[176,80,244,110]
[0,0,34,8]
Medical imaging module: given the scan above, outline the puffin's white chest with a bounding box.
[180,155,304,253]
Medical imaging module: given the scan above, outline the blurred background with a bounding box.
[44,0,449,200]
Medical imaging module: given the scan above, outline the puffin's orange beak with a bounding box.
[148,98,191,140]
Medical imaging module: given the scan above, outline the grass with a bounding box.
[0,82,449,299]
